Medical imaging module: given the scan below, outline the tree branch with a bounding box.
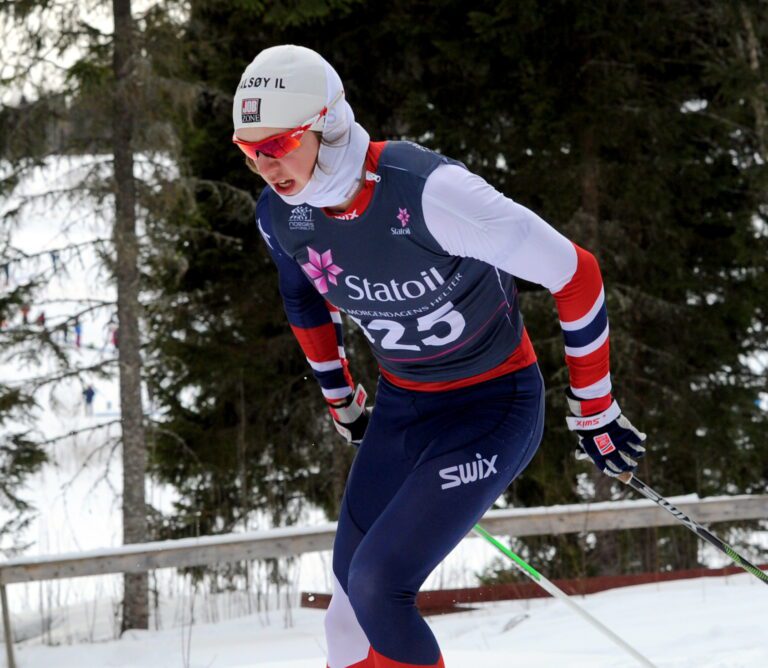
[35,419,122,447]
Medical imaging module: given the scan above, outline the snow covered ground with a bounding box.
[9,572,768,667]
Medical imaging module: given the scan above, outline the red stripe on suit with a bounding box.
[290,322,342,363]
[380,329,537,392]
[553,244,603,322]
[335,646,445,668]
[565,338,610,389]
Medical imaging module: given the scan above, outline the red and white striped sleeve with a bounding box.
[551,245,612,414]
[288,301,355,403]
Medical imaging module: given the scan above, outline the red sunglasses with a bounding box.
[232,91,343,160]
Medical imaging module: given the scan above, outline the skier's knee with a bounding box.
[347,562,384,625]
[347,557,407,628]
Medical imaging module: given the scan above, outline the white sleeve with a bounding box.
[422,164,577,293]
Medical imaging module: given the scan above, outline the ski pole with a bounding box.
[473,524,656,667]
[617,473,768,585]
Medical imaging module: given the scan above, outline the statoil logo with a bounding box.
[301,247,343,294]
[391,207,411,236]
[345,267,445,302]
[439,453,499,490]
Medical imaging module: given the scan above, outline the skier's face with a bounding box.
[236,126,320,197]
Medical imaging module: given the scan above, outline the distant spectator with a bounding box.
[105,317,119,351]
[35,311,46,327]
[83,385,96,417]
[21,304,30,324]
[74,318,82,348]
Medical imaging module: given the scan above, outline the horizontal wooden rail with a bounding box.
[0,524,336,585]
[1,493,765,586]
[479,493,768,538]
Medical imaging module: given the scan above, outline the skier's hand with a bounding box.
[328,384,370,446]
[565,391,646,477]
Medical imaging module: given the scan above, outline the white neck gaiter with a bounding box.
[278,63,370,209]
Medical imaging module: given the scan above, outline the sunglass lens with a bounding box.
[238,144,259,160]
[262,135,302,159]
[234,131,304,160]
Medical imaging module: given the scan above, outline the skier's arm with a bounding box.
[422,165,646,476]
[422,164,610,411]
[255,194,355,406]
[256,196,370,443]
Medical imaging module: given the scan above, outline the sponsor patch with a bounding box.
[301,247,343,295]
[241,98,261,123]
[439,453,499,490]
[331,209,359,221]
[595,433,616,455]
[288,205,315,231]
[391,207,412,235]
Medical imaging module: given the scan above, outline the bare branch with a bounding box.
[33,297,115,308]
[147,422,204,468]
[35,419,122,447]
[9,358,118,391]
[61,435,122,498]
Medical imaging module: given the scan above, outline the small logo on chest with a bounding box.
[439,453,499,490]
[392,207,411,235]
[331,209,360,221]
[289,205,315,231]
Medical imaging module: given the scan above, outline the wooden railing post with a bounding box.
[0,584,16,668]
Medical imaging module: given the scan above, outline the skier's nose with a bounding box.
[255,152,281,175]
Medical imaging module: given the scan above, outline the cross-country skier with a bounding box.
[232,45,647,668]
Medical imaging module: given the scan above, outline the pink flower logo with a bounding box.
[301,247,343,294]
[397,208,410,227]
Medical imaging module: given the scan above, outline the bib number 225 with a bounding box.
[349,301,466,352]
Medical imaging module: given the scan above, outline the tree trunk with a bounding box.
[113,0,148,632]
[739,3,767,158]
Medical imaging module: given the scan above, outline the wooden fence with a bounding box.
[1,493,765,667]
